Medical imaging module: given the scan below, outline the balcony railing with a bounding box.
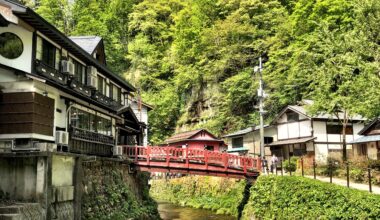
[69,126,114,145]
[35,60,67,85]
[92,91,114,108]
[35,59,126,112]
[68,79,92,97]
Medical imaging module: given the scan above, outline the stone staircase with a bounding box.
[0,203,44,220]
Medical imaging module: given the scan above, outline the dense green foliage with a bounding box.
[243,176,380,219]
[150,176,246,216]
[82,164,159,219]
[32,0,380,143]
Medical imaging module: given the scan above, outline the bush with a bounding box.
[242,176,380,219]
[283,157,297,172]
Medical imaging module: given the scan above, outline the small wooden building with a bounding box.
[163,129,226,152]
[350,118,380,160]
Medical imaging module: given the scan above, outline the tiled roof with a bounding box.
[164,129,220,144]
[268,137,316,146]
[69,36,102,55]
[358,118,380,135]
[349,135,380,144]
[222,125,271,138]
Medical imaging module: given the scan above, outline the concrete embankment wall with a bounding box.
[0,153,159,220]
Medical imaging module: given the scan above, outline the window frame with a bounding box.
[232,137,244,148]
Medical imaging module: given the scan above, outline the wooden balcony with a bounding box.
[92,91,114,108]
[68,79,92,97]
[69,126,114,156]
[35,60,67,85]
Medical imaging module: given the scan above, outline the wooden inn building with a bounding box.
[0,0,151,157]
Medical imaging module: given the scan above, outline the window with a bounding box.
[97,75,105,94]
[293,143,306,156]
[264,137,273,144]
[36,36,60,70]
[74,59,86,84]
[70,107,112,136]
[70,108,90,130]
[232,137,243,148]
[205,146,214,151]
[287,112,299,122]
[111,84,121,103]
[0,32,23,59]
[326,124,353,135]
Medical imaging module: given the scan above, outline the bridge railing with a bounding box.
[121,146,261,173]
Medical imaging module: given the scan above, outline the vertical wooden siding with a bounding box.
[0,92,54,136]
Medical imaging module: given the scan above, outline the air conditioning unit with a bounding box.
[113,145,123,156]
[62,60,75,75]
[87,66,97,77]
[86,74,97,88]
[86,66,97,88]
[56,131,69,146]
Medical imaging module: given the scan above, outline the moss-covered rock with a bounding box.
[82,160,159,220]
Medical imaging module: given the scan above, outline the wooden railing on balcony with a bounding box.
[68,79,92,97]
[69,126,114,145]
[69,126,115,156]
[35,60,67,85]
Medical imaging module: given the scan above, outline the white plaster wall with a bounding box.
[328,134,341,142]
[277,124,288,140]
[299,114,308,120]
[277,114,287,123]
[0,24,33,73]
[353,123,364,138]
[300,120,312,137]
[315,144,328,163]
[288,122,299,138]
[313,121,327,142]
[0,67,18,82]
[306,142,314,152]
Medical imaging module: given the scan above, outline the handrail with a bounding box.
[120,146,261,174]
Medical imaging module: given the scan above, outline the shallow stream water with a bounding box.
[156,201,235,220]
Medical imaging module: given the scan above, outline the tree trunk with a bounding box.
[342,112,348,161]
[342,122,347,161]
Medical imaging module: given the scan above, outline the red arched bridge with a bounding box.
[120,146,261,179]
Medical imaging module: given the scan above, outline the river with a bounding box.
[157,201,235,220]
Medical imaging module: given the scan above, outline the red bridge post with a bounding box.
[185,147,189,169]
[166,148,170,167]
[147,146,151,166]
[134,145,138,162]
[223,153,228,171]
[205,150,209,170]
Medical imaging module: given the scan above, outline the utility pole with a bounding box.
[255,57,266,159]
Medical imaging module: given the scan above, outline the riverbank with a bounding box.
[150,176,245,217]
[151,175,380,219]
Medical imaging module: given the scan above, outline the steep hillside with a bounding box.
[32,0,380,144]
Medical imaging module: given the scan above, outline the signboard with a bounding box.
[0,4,18,24]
